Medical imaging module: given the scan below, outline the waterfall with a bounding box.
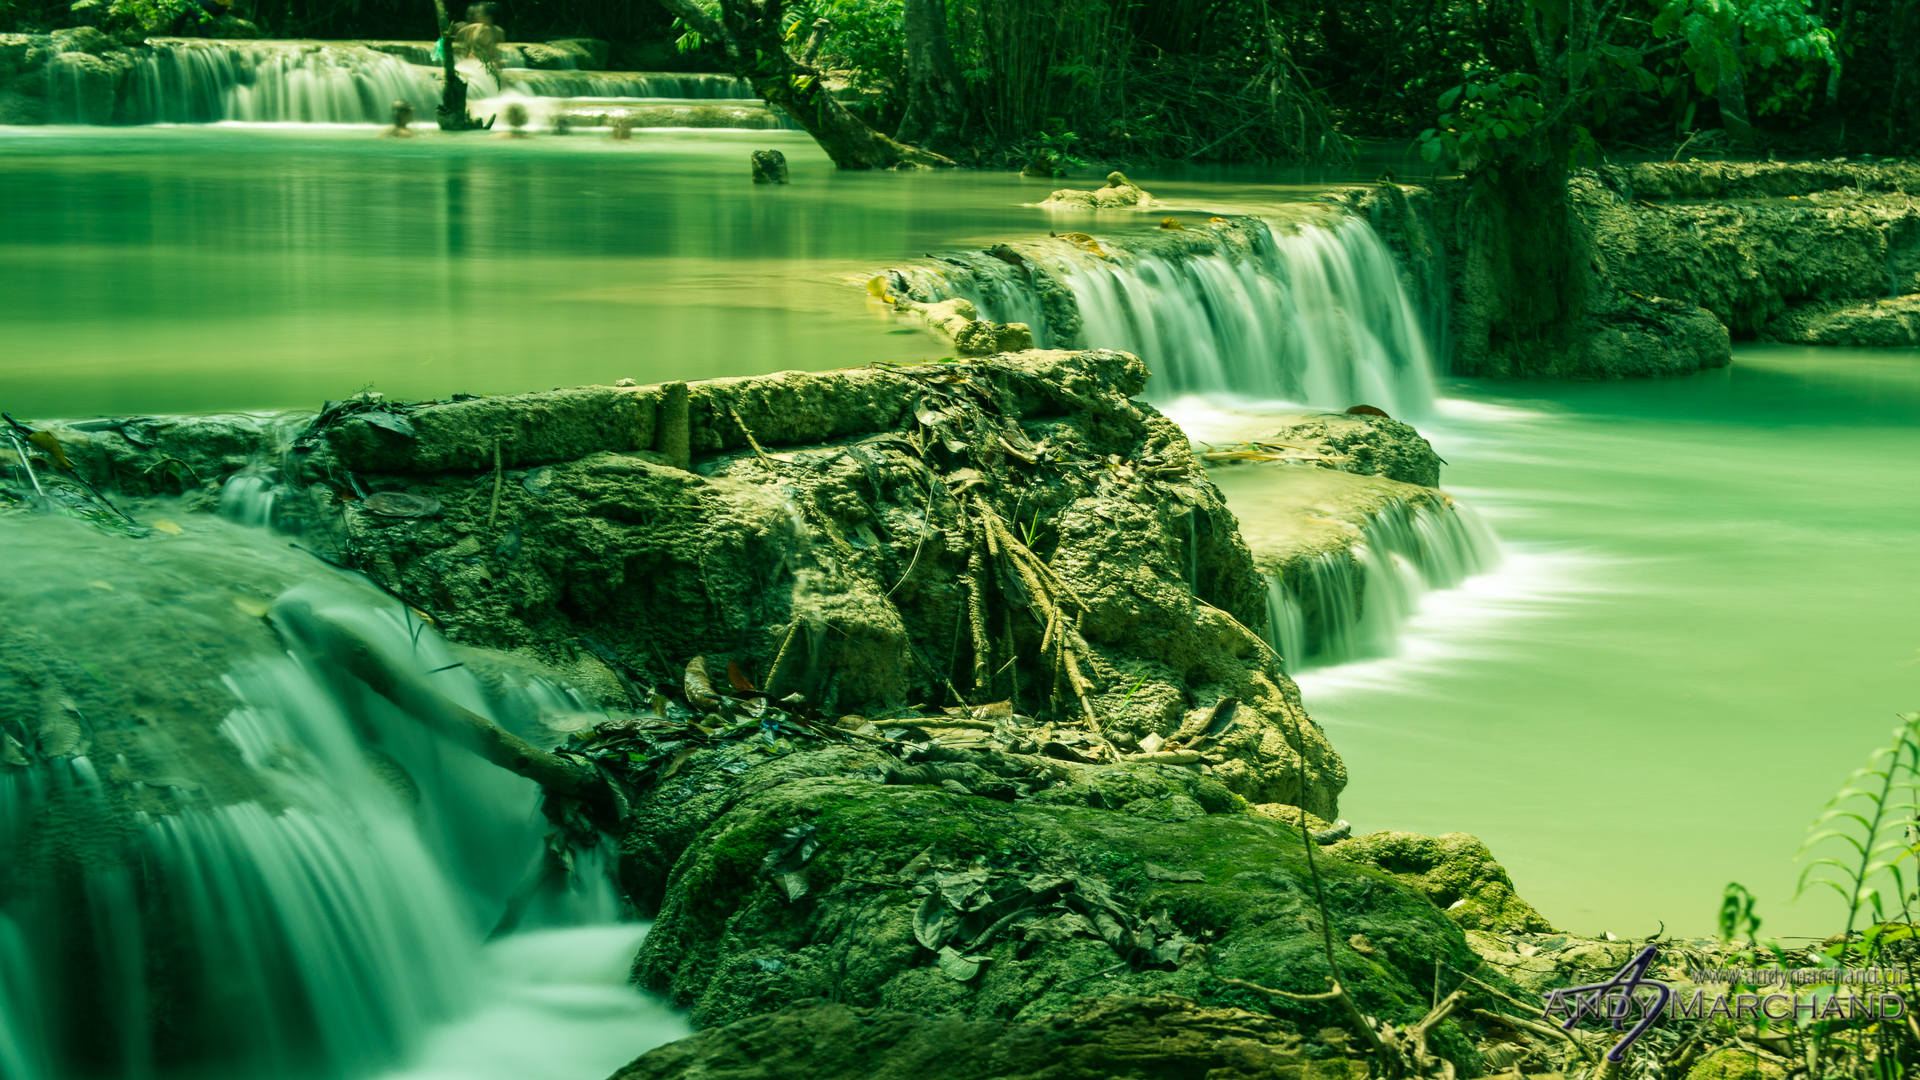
[1264,497,1500,671]
[110,40,755,125]
[891,216,1438,418]
[0,507,686,1080]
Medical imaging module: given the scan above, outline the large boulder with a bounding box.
[617,733,1494,1062]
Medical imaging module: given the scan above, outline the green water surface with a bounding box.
[3,123,1911,941]
[1293,348,1920,938]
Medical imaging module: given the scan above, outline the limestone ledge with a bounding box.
[1328,160,1920,378]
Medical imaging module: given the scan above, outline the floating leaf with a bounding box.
[149,519,183,536]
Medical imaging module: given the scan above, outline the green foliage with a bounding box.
[1652,0,1836,115]
[787,0,905,127]
[107,0,206,31]
[1718,880,1762,942]
[1417,73,1547,171]
[1797,712,1920,953]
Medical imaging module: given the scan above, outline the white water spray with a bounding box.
[1265,498,1501,670]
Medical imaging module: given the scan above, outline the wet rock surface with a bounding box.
[1229,412,1443,489]
[1769,294,1920,346]
[1345,161,1920,377]
[7,355,1567,1080]
[611,730,1486,1035]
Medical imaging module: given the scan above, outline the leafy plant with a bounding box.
[1797,711,1920,961]
[1719,880,1763,943]
[1652,0,1836,116]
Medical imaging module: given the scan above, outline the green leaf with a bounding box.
[1438,86,1463,110]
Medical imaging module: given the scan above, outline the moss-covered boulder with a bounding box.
[292,352,1346,812]
[1041,172,1152,210]
[1241,412,1443,489]
[1326,831,1553,934]
[618,735,1495,1071]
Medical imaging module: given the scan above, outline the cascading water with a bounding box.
[890,215,1438,418]
[1264,497,1501,670]
[102,40,758,125]
[0,505,687,1080]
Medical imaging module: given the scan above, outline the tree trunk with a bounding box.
[654,0,953,169]
[430,0,480,130]
[1821,0,1852,109]
[270,592,600,798]
[1454,140,1591,377]
[896,0,969,151]
[1715,27,1754,148]
[1895,0,1920,141]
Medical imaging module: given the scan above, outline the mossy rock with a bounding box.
[1326,831,1553,934]
[624,740,1501,1074]
[612,993,1362,1080]
[1685,1047,1790,1080]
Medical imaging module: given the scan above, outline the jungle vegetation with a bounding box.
[5,0,1915,166]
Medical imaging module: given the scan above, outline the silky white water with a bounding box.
[0,512,687,1080]
[83,39,759,125]
[901,215,1438,418]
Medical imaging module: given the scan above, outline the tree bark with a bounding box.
[896,0,969,151]
[1715,26,1754,148]
[654,0,954,169]
[430,0,480,130]
[1894,0,1920,141]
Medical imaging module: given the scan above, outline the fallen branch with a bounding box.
[272,591,598,796]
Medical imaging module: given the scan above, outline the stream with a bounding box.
[2,121,1916,1078]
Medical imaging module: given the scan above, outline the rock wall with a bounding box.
[1342,160,1920,377]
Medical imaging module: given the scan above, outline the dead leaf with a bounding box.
[231,595,271,619]
[358,411,417,438]
[661,746,699,778]
[363,492,441,518]
[27,431,72,470]
[684,656,720,709]
[726,658,755,693]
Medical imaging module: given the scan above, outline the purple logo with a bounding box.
[1542,945,1672,1061]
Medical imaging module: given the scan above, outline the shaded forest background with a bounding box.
[2,0,1916,163]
